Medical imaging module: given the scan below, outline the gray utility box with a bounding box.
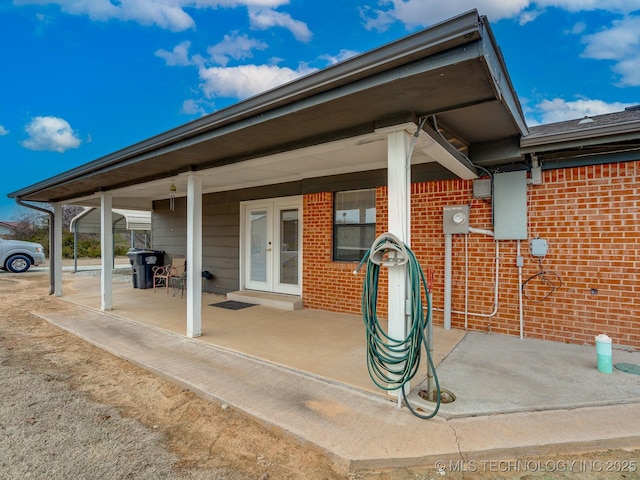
[493,171,528,240]
[443,205,470,234]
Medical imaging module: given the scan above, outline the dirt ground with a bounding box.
[0,268,638,480]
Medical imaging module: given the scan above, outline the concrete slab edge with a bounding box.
[57,299,392,401]
[347,435,640,471]
[34,307,640,473]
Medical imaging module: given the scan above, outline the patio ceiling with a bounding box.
[9,10,527,210]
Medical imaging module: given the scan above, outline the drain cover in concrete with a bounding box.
[210,301,256,310]
[614,363,640,375]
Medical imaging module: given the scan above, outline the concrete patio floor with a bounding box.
[57,271,465,397]
[32,268,640,469]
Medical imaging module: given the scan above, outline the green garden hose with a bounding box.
[357,234,441,419]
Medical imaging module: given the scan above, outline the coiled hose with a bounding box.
[357,234,441,419]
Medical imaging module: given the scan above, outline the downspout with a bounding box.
[15,197,55,295]
[73,227,78,273]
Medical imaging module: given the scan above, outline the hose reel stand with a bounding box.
[357,232,442,419]
[368,233,409,268]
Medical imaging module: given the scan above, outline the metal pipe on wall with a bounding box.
[518,239,524,339]
[443,233,452,330]
[440,229,499,331]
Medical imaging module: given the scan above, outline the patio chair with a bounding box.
[152,254,186,294]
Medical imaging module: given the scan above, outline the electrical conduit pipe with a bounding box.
[518,240,524,339]
[443,233,452,330]
[442,227,498,331]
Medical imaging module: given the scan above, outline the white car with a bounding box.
[0,237,46,273]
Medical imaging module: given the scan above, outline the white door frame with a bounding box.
[240,196,302,296]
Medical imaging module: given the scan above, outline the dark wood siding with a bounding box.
[150,165,455,293]
[152,182,302,294]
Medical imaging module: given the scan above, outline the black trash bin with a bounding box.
[126,249,141,288]
[127,250,164,289]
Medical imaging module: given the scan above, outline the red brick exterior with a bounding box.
[302,161,640,348]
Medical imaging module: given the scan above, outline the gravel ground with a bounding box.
[1,350,193,480]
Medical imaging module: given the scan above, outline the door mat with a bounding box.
[614,363,640,375]
[210,300,256,310]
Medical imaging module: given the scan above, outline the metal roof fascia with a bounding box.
[8,10,483,201]
[541,149,640,170]
[12,42,490,203]
[478,16,528,136]
[521,120,640,152]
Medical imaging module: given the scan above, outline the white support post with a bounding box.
[100,193,113,311]
[186,175,203,338]
[53,203,63,297]
[387,128,412,401]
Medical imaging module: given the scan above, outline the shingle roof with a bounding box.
[527,107,640,138]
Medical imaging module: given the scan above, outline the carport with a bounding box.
[69,207,151,271]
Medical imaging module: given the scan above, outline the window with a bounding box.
[333,189,376,261]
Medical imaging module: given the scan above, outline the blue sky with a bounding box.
[1,0,639,220]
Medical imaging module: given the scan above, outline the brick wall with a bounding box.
[302,162,640,348]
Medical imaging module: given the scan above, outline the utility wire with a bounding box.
[522,257,562,303]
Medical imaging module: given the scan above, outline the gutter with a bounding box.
[14,198,55,295]
[521,119,640,152]
[7,10,485,201]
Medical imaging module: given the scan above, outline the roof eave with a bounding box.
[8,9,486,201]
[521,120,640,153]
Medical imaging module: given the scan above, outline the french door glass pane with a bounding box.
[280,209,298,285]
[250,210,267,282]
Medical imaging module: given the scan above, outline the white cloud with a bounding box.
[15,0,310,36]
[517,8,543,25]
[21,116,82,152]
[248,7,312,42]
[581,17,640,60]
[359,6,395,32]
[581,16,640,86]
[361,0,640,30]
[0,125,8,136]
[156,40,193,66]
[320,49,360,66]
[191,0,288,6]
[181,99,209,116]
[569,21,587,35]
[361,0,530,30]
[534,0,639,14]
[206,33,268,67]
[613,56,640,87]
[198,63,316,99]
[529,97,635,124]
[15,0,195,31]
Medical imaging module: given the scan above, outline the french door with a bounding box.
[242,197,302,295]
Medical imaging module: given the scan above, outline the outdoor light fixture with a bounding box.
[169,182,177,211]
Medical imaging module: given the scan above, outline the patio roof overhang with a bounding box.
[8,10,527,210]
